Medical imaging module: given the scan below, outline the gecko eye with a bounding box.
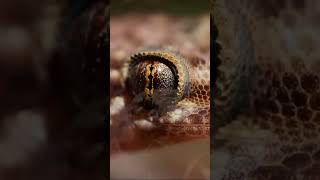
[126,50,190,109]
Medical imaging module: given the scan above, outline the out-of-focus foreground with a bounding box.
[0,0,107,179]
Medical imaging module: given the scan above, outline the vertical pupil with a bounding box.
[147,65,154,90]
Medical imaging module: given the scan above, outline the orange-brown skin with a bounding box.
[110,14,210,155]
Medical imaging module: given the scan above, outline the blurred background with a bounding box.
[111,0,208,15]
[0,0,107,179]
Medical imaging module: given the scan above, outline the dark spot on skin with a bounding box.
[285,118,298,129]
[310,93,320,110]
[282,153,311,170]
[282,104,296,118]
[301,73,319,93]
[277,87,290,103]
[270,115,283,125]
[204,85,209,91]
[312,150,320,161]
[297,108,313,122]
[274,127,285,135]
[300,143,317,153]
[291,90,307,107]
[283,72,298,90]
[312,113,320,125]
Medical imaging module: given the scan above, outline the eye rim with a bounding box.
[126,49,190,106]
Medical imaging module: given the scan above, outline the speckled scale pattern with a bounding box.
[212,0,320,179]
[110,14,210,154]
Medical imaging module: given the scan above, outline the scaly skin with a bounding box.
[212,0,320,179]
[110,13,210,155]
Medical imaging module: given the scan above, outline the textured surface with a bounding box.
[110,12,210,179]
[110,13,210,154]
[212,0,320,179]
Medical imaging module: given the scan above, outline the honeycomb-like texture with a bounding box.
[189,57,211,107]
[212,0,320,179]
[110,14,210,154]
[254,69,320,144]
